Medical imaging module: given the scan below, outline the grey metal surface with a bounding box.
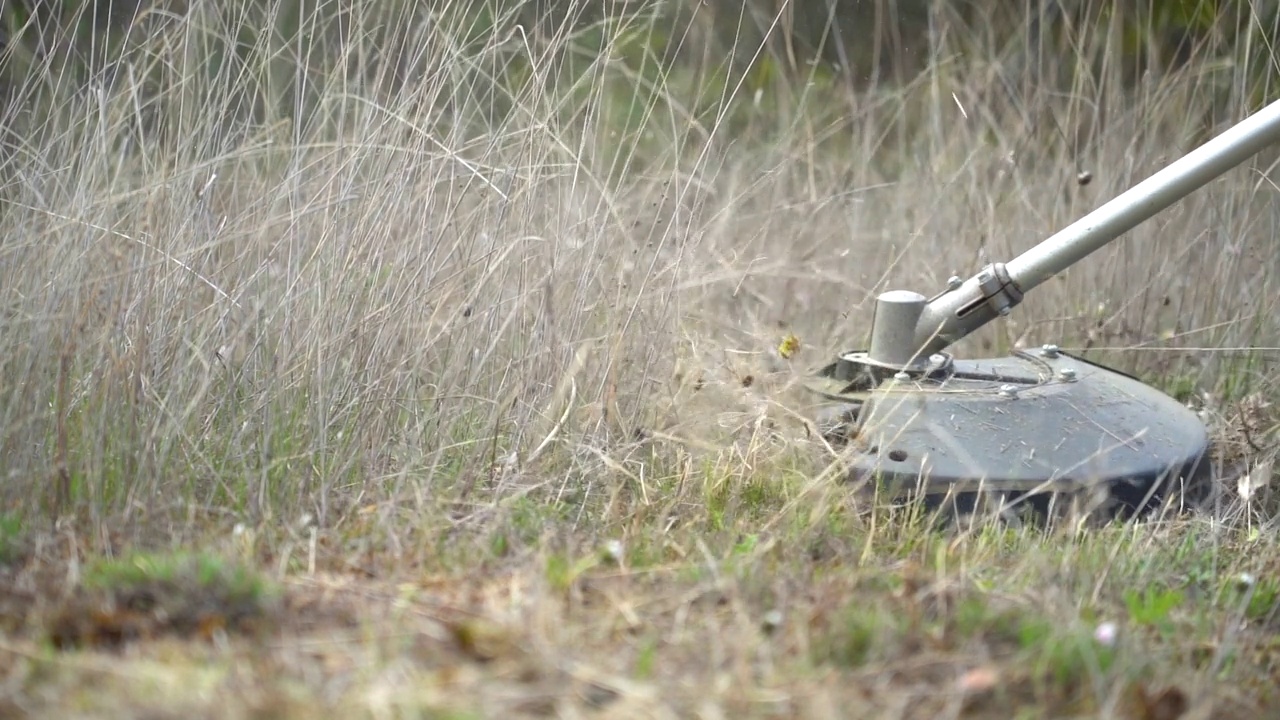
[908,98,1280,359]
[821,349,1212,513]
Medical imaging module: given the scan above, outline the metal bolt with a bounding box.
[1041,344,1060,358]
[946,276,963,290]
[893,371,911,382]
[998,384,1019,398]
[998,306,1011,316]
[1058,368,1077,382]
[928,353,947,368]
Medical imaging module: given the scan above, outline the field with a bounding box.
[3,2,1280,718]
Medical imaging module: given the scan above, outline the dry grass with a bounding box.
[2,1,1280,718]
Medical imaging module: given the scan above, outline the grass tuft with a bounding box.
[46,550,278,650]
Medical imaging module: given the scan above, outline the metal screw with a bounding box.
[1058,368,1077,382]
[946,276,963,290]
[893,371,911,382]
[1041,344,1060,358]
[998,384,1019,398]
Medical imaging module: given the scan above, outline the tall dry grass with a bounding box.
[1,0,1278,549]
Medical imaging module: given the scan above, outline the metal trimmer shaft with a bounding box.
[895,98,1280,363]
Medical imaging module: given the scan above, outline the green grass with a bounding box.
[80,551,272,601]
[2,0,1280,718]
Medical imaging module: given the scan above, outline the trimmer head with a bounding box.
[802,99,1280,521]
[807,346,1214,520]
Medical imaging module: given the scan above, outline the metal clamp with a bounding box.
[974,263,1023,317]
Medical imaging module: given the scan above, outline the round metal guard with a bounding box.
[821,349,1212,518]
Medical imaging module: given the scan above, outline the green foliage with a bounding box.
[84,550,271,602]
[1026,624,1118,689]
[633,633,659,679]
[1124,585,1186,634]
[543,550,598,592]
[1245,578,1280,620]
[1224,574,1280,622]
[820,603,900,668]
[0,513,23,563]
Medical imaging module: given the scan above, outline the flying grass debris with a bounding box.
[778,333,801,360]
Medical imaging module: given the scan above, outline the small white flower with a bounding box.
[762,609,784,632]
[601,539,624,564]
[1093,621,1118,647]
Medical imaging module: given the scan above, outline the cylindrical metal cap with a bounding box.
[867,290,928,370]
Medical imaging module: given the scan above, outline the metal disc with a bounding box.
[812,348,1213,519]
